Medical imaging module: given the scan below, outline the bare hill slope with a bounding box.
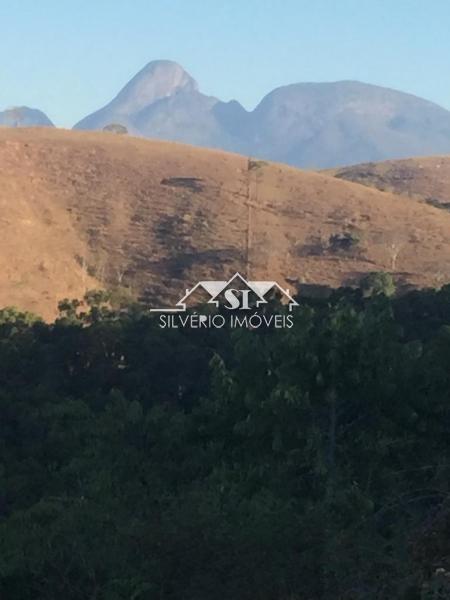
[333,156,450,210]
[2,128,450,318]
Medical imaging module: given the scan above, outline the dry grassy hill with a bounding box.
[332,156,450,209]
[2,128,450,319]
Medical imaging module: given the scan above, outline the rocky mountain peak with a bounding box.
[111,60,199,115]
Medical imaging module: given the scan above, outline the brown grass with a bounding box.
[2,128,450,319]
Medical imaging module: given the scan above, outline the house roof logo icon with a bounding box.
[150,273,299,313]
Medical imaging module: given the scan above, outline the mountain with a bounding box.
[3,127,450,319]
[74,60,247,152]
[74,61,450,168]
[247,81,450,168]
[0,106,54,128]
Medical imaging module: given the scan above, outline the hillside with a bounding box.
[3,128,450,318]
[333,156,450,209]
[74,60,450,168]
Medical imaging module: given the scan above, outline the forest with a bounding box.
[2,283,450,599]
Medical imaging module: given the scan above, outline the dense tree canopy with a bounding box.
[2,287,450,598]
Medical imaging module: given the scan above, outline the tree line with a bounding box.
[2,285,450,598]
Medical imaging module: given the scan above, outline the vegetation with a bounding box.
[360,271,396,297]
[103,123,128,135]
[248,159,269,170]
[3,286,450,598]
[329,231,361,252]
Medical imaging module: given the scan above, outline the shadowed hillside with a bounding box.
[3,128,450,318]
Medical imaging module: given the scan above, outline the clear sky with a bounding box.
[1,0,450,127]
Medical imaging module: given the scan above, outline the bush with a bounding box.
[360,271,396,297]
[103,123,128,135]
[329,231,360,252]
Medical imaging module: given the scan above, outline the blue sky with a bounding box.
[1,0,450,127]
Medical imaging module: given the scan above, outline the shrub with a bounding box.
[329,231,360,252]
[103,123,128,135]
[360,271,396,297]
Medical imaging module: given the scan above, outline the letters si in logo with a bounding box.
[150,272,299,313]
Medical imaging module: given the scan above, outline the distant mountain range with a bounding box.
[5,60,450,168]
